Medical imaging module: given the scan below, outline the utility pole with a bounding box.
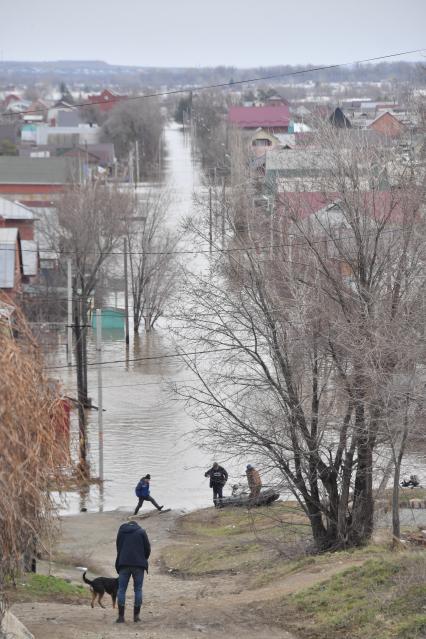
[124,237,130,344]
[135,140,140,187]
[96,309,104,489]
[67,258,72,366]
[73,294,88,478]
[221,176,226,248]
[209,185,213,255]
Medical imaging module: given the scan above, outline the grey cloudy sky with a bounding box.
[1,0,425,67]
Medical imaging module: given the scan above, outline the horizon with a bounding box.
[0,57,424,70]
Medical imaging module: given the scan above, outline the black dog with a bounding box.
[83,571,118,609]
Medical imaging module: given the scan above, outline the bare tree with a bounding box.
[101,99,164,178]
[127,190,180,332]
[50,183,135,475]
[174,123,426,551]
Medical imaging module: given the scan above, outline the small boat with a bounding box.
[221,487,280,508]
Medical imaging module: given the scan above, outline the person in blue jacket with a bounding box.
[115,520,151,623]
[134,474,163,515]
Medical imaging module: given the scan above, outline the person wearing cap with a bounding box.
[134,474,163,515]
[204,462,228,507]
[246,464,262,500]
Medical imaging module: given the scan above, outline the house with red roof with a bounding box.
[228,105,290,133]
[369,112,404,138]
[86,89,127,113]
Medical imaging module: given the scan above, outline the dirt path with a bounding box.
[11,509,359,639]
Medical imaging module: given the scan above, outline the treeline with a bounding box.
[0,61,424,88]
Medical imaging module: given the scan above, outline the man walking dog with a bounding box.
[115,520,151,623]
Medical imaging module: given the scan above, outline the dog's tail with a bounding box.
[82,571,93,586]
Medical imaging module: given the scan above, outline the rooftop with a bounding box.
[0,157,80,184]
[228,105,290,129]
[0,197,34,220]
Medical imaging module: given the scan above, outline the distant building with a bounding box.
[0,227,23,298]
[0,157,81,207]
[86,89,127,113]
[369,112,404,138]
[0,197,35,240]
[329,107,351,129]
[19,142,115,169]
[21,123,100,147]
[228,105,290,133]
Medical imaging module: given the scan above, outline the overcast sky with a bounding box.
[1,0,425,68]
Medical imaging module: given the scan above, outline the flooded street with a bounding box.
[43,124,426,515]
[47,125,217,514]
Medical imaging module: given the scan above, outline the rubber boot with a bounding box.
[116,604,125,623]
[134,605,141,623]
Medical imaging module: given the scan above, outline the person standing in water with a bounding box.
[134,474,163,515]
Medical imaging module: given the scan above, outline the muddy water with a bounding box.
[49,125,222,514]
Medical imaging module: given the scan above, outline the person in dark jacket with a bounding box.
[134,474,163,515]
[204,462,228,507]
[115,521,151,624]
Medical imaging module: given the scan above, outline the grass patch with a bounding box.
[382,487,426,505]
[260,552,426,639]
[6,573,88,605]
[162,540,265,576]
[161,502,310,577]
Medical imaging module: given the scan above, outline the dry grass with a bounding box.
[0,295,71,595]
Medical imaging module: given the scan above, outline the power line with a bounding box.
[2,223,413,256]
[1,48,424,119]
[45,345,238,370]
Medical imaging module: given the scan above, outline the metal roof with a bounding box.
[0,196,34,220]
[0,227,18,288]
[21,240,38,276]
[228,105,290,129]
[0,157,80,184]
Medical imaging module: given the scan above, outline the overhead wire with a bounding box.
[1,47,424,118]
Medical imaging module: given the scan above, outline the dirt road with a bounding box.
[11,509,355,639]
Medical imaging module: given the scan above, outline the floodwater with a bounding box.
[47,124,220,515]
[44,124,426,515]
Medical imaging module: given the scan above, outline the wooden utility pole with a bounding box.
[221,177,226,248]
[73,294,88,477]
[124,237,130,344]
[209,186,213,255]
[135,140,140,186]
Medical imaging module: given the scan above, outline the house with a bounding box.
[0,228,23,298]
[21,123,100,147]
[228,105,290,133]
[265,147,328,191]
[0,198,41,281]
[0,157,81,207]
[369,112,404,138]
[0,197,35,240]
[22,99,49,124]
[329,107,351,129]
[3,94,22,110]
[86,89,127,113]
[19,142,115,169]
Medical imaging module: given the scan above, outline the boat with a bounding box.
[220,486,280,508]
